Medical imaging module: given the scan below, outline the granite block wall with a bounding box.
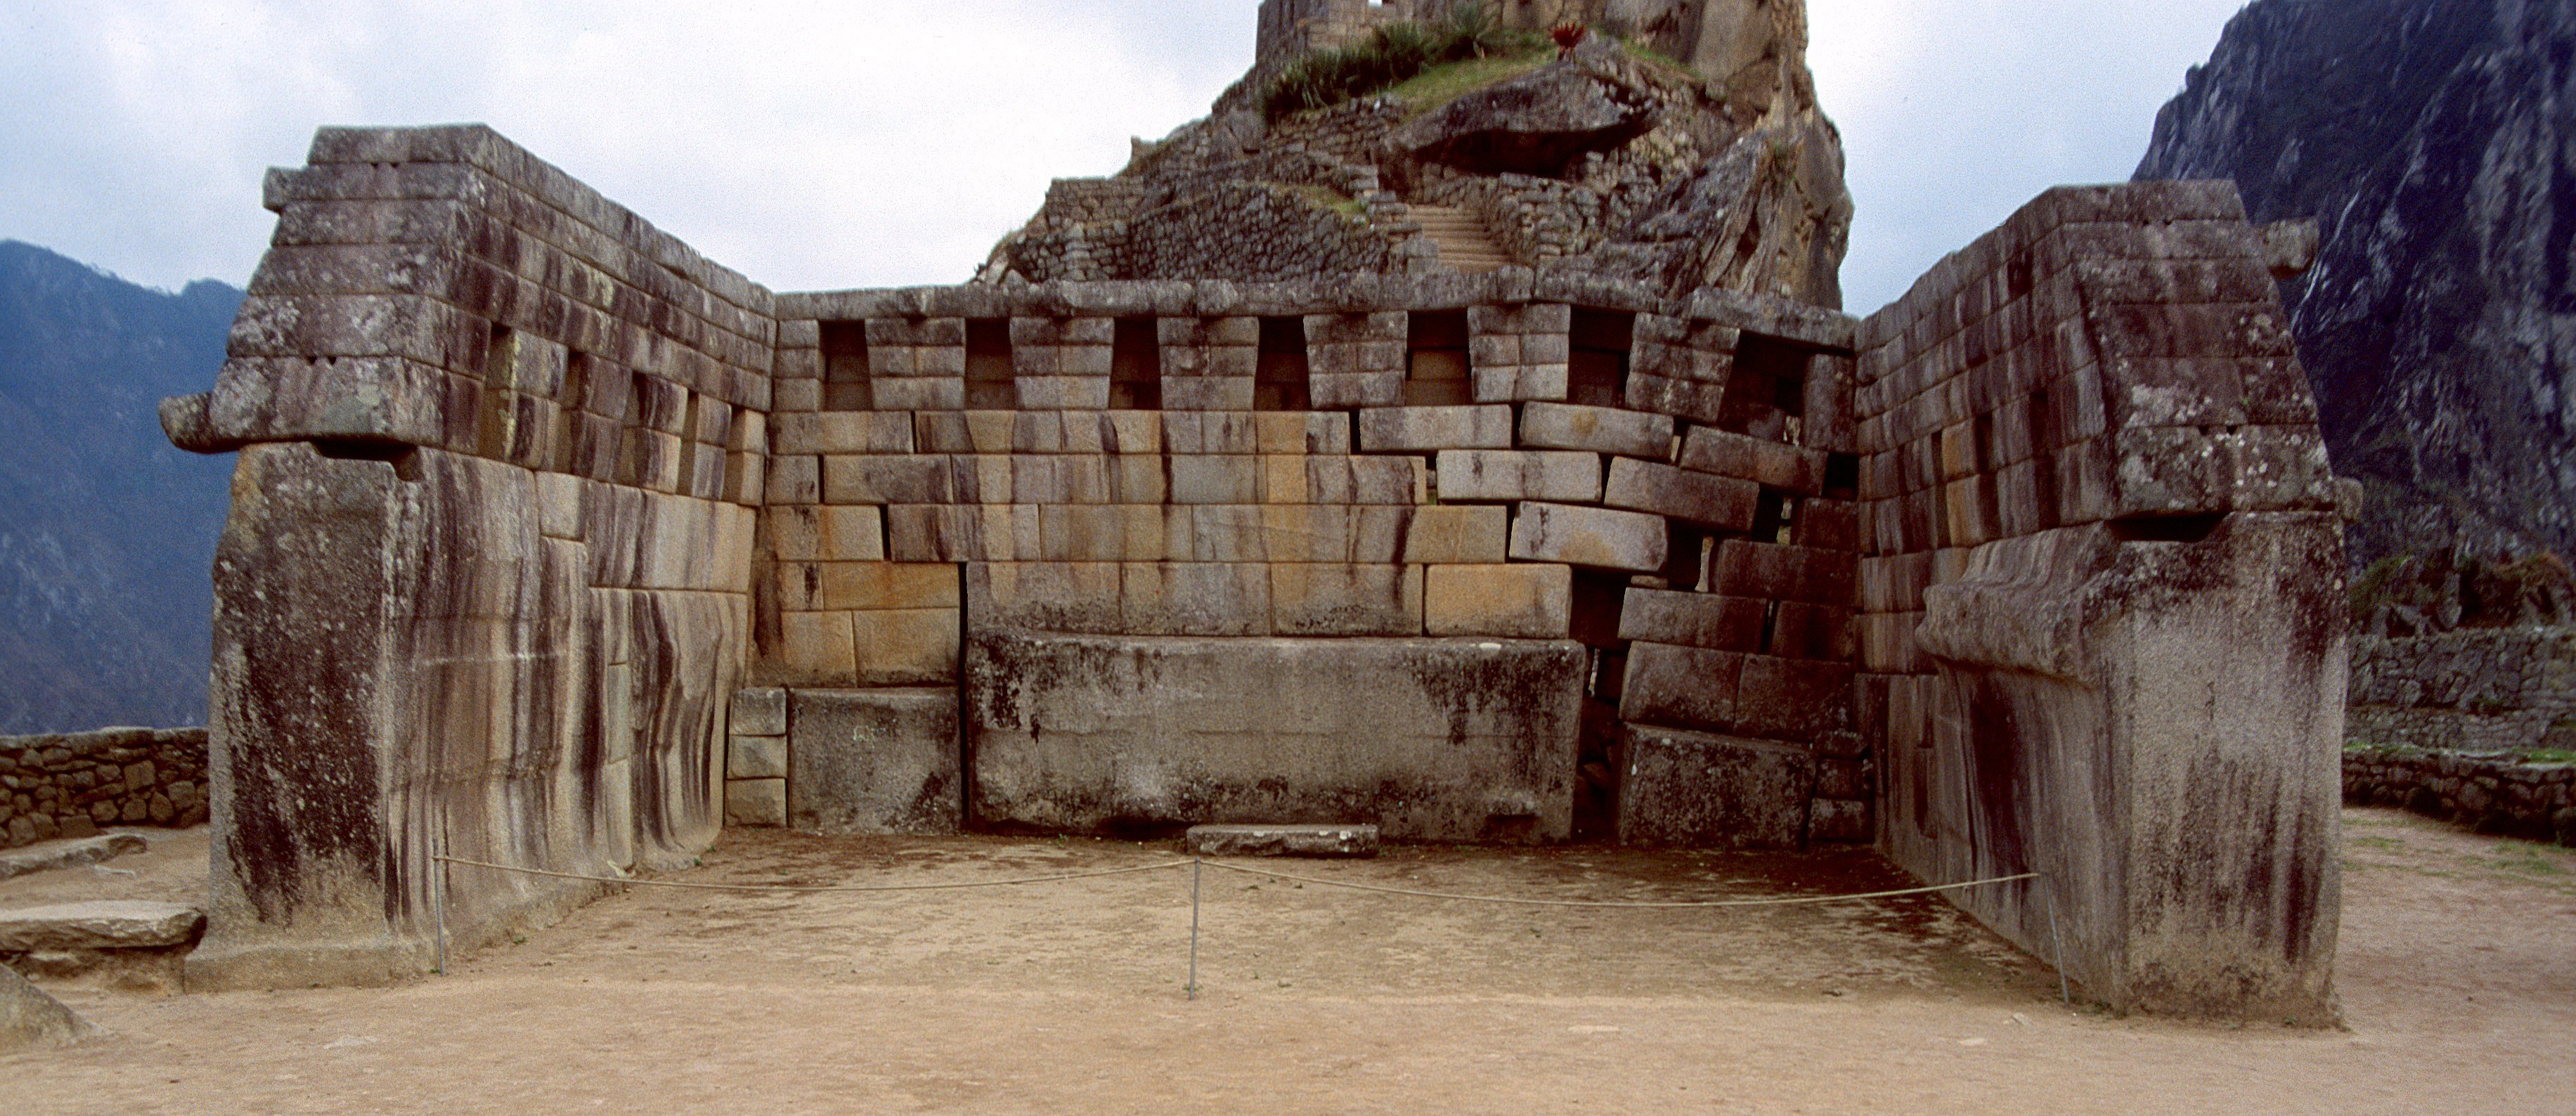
[0,729,209,849]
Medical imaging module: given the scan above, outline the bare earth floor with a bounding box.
[3,807,2571,1114]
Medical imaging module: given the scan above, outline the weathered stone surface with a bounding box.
[0,902,205,952]
[1185,824,1380,858]
[1425,564,1572,640]
[1437,450,1603,503]
[1603,458,1759,530]
[1519,401,1674,460]
[725,779,787,827]
[0,834,149,881]
[1356,405,1514,452]
[1394,65,1655,178]
[730,688,788,737]
[1619,588,1765,652]
[1678,428,1830,495]
[789,689,961,836]
[968,633,1585,843]
[1508,502,1668,573]
[0,963,91,1051]
[1617,728,1814,850]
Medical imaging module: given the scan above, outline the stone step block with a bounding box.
[1357,405,1515,452]
[1616,728,1814,850]
[1618,588,1765,652]
[1519,401,1674,460]
[1711,540,1858,606]
[789,688,962,836]
[0,902,205,952]
[1438,450,1603,503]
[1604,458,1759,531]
[1509,502,1668,573]
[1425,563,1572,639]
[1185,824,1380,858]
[1679,428,1830,495]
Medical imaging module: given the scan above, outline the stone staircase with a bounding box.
[1410,206,1512,274]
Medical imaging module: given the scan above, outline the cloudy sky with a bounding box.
[1,0,2255,313]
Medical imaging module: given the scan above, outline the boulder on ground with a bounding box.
[0,902,206,952]
[0,963,91,1051]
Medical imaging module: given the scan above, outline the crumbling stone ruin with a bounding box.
[154,0,2348,1020]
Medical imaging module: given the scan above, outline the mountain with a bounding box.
[2137,0,2576,568]
[0,241,237,732]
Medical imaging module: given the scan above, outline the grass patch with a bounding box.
[1288,184,1368,221]
[1261,1,1545,122]
[1384,51,1554,117]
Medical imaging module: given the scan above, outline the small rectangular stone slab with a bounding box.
[1185,824,1380,858]
[0,834,148,882]
[0,902,206,951]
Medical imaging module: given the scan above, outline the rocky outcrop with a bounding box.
[2137,0,2576,566]
[0,963,89,1051]
[989,1,1849,307]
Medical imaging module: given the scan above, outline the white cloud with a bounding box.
[1,0,2255,311]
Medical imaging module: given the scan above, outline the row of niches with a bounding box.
[777,305,1834,449]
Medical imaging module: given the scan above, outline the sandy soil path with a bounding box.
[1,807,2569,1114]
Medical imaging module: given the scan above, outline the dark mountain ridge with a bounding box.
[2138,0,2576,569]
[0,240,237,732]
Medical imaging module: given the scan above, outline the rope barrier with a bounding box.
[429,854,1195,893]
[428,851,2061,1001]
[1200,860,2042,909]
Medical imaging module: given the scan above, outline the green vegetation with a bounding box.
[1261,2,1546,122]
[1288,184,1369,221]
[1383,51,1553,117]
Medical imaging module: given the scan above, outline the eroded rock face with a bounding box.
[991,0,1851,307]
[2138,0,2576,566]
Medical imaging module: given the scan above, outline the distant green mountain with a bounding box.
[0,241,237,732]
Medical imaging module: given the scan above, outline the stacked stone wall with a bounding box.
[754,268,1862,843]
[160,125,772,989]
[0,729,209,849]
[2343,748,2576,845]
[1853,181,2347,1019]
[2347,629,2576,755]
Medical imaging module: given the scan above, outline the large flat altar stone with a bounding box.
[967,633,1586,843]
[0,901,206,952]
[1186,824,1381,858]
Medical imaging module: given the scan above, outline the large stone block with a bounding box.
[1603,458,1759,531]
[1618,588,1765,652]
[1711,540,1858,606]
[1619,642,1745,732]
[1425,564,1572,639]
[1401,505,1509,564]
[788,689,961,835]
[1270,564,1423,636]
[967,633,1585,842]
[1518,401,1674,460]
[1678,428,1830,495]
[1437,450,1603,503]
[1508,502,1668,573]
[1357,405,1515,451]
[1617,728,1815,850]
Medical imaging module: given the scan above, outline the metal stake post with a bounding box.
[434,851,449,975]
[2043,878,2071,1007]
[1187,859,1201,1001]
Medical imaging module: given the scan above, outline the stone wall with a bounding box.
[760,268,1865,845]
[0,729,209,849]
[160,125,770,990]
[2348,630,2576,755]
[2344,747,2576,845]
[1855,181,2348,1020]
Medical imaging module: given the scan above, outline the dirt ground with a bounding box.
[2,807,2571,1114]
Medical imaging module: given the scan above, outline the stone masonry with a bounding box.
[156,19,2345,1023]
[0,729,209,849]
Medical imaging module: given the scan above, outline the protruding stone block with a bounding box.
[1509,502,1668,573]
[788,689,961,835]
[1711,540,1857,606]
[1519,401,1674,460]
[1617,728,1814,850]
[1603,458,1759,530]
[1186,824,1380,858]
[1679,428,1830,495]
[1425,564,1572,639]
[1618,588,1765,652]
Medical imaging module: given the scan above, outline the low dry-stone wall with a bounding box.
[2344,747,2576,845]
[2348,629,2576,754]
[0,729,208,850]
